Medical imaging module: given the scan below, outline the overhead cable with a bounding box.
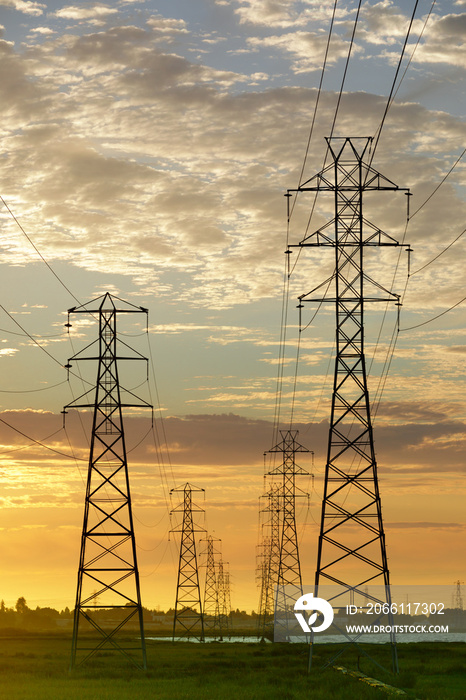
[0,195,80,304]
[369,0,421,162]
[400,293,466,332]
[409,148,466,221]
[0,416,86,460]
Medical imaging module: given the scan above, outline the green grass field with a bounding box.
[0,633,464,699]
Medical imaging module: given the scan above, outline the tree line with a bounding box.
[0,598,258,630]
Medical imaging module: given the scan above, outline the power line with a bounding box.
[0,379,67,394]
[411,227,466,276]
[410,148,466,221]
[400,293,466,332]
[388,0,437,109]
[0,195,80,304]
[370,0,421,162]
[0,305,65,369]
[327,0,363,141]
[295,0,339,191]
[0,416,86,460]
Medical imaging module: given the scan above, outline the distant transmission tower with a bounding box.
[289,137,410,674]
[201,535,221,635]
[453,580,464,610]
[268,430,310,640]
[65,293,151,670]
[256,483,281,638]
[171,483,205,641]
[217,559,231,638]
[224,568,232,630]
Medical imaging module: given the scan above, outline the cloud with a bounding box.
[0,348,19,357]
[54,3,118,20]
[445,345,466,354]
[29,26,55,35]
[0,19,464,314]
[382,11,466,68]
[147,15,188,37]
[247,30,363,73]
[358,0,426,46]
[232,0,340,28]
[0,0,45,16]
[387,521,465,529]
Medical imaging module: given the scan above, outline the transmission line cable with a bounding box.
[400,294,466,332]
[0,195,80,304]
[410,148,466,221]
[0,305,65,369]
[369,0,421,164]
[0,380,67,394]
[411,228,466,276]
[293,0,339,198]
[377,0,436,127]
[0,426,63,457]
[288,0,363,276]
[270,253,292,455]
[0,416,86,460]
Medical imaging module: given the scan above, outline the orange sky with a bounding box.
[0,409,464,612]
[0,0,464,615]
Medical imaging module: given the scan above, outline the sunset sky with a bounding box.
[0,0,464,613]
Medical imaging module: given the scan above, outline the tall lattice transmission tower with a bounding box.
[65,293,151,670]
[201,534,221,635]
[268,430,311,640]
[453,580,464,610]
[288,137,409,673]
[256,483,281,638]
[217,559,231,637]
[170,483,205,641]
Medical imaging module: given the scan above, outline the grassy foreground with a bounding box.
[0,633,464,699]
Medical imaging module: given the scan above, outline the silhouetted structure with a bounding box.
[171,483,205,641]
[268,430,310,640]
[65,293,150,670]
[256,483,281,638]
[217,559,231,638]
[289,137,409,674]
[201,534,221,634]
[453,580,464,610]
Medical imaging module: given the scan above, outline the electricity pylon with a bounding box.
[217,559,231,637]
[256,483,281,638]
[453,580,464,610]
[268,430,311,641]
[170,483,205,641]
[289,137,409,674]
[65,292,151,670]
[224,568,232,630]
[201,535,221,634]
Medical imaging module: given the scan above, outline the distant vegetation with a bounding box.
[0,598,259,632]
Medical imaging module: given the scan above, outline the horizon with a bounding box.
[0,0,464,617]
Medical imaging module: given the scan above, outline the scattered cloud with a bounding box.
[247,30,363,73]
[232,0,340,28]
[53,3,118,20]
[0,0,45,16]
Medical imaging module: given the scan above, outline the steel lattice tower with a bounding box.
[268,430,310,640]
[65,293,151,670]
[256,483,281,638]
[170,483,205,641]
[453,580,464,610]
[217,559,231,637]
[289,137,409,673]
[224,569,232,626]
[201,535,221,634]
